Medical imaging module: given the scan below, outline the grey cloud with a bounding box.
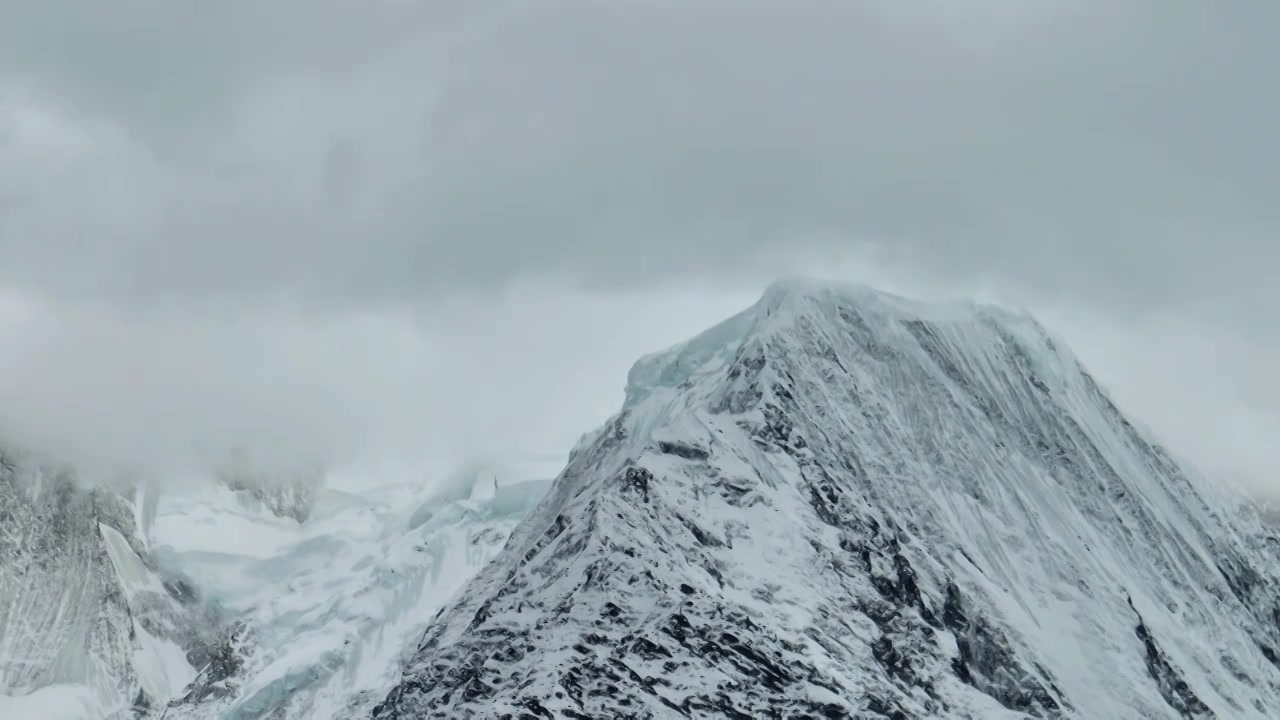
[0,1,458,144]
[0,2,1276,494]
[0,285,754,484]
[1,0,1276,320]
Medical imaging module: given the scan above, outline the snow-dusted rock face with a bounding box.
[374,280,1280,719]
[0,454,217,718]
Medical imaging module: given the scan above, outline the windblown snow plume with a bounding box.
[374,279,1280,719]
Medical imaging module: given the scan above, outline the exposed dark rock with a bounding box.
[657,440,710,461]
[1127,595,1214,718]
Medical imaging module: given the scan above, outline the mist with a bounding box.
[0,259,1273,500]
[0,282,756,489]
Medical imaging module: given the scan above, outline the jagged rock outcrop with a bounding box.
[374,280,1280,719]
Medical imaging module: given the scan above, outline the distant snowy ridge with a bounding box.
[374,279,1280,719]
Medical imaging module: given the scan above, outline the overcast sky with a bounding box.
[0,1,1275,495]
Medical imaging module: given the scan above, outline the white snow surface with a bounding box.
[0,684,99,720]
[374,279,1280,719]
[99,523,198,703]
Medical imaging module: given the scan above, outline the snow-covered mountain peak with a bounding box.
[621,279,1072,479]
[376,279,1280,719]
[626,279,1047,408]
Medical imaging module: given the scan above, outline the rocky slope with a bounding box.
[374,279,1280,719]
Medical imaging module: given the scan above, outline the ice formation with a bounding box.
[156,470,549,718]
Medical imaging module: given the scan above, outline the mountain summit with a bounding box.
[374,279,1280,719]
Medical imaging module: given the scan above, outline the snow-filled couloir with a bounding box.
[374,279,1280,719]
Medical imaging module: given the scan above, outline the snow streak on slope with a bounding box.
[157,470,550,719]
[375,279,1280,719]
[98,523,198,703]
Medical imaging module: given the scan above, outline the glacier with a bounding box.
[373,279,1280,719]
[1,449,553,719]
[154,466,551,719]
